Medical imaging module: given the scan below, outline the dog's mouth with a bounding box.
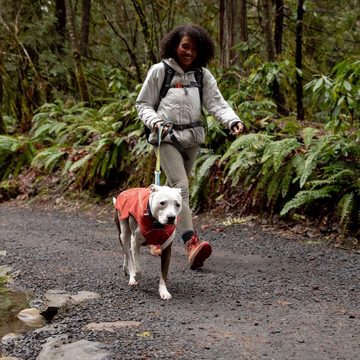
[153,216,176,227]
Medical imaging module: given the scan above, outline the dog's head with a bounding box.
[149,185,182,225]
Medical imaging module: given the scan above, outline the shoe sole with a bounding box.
[190,242,212,270]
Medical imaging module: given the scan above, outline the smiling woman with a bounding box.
[135,24,245,270]
[175,36,198,71]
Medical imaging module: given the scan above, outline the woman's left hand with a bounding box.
[232,122,245,135]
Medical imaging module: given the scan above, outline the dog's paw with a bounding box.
[129,278,139,286]
[159,287,172,300]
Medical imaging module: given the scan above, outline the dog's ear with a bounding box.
[149,184,160,193]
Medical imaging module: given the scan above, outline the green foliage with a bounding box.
[305,59,360,131]
[190,152,221,209]
[279,130,360,233]
[0,135,35,181]
[26,92,142,190]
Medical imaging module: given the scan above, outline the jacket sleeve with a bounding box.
[135,63,165,130]
[202,68,243,129]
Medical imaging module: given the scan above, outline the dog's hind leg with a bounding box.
[115,212,129,276]
[159,241,173,300]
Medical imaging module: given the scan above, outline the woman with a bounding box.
[136,24,244,270]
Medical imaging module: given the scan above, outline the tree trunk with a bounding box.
[131,0,157,64]
[220,0,247,67]
[80,0,91,58]
[55,0,67,48]
[0,53,4,134]
[64,0,90,103]
[274,0,288,115]
[239,0,248,43]
[274,0,284,55]
[262,0,275,62]
[232,0,248,66]
[296,0,304,120]
[262,0,288,116]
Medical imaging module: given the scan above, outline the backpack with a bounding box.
[144,61,204,142]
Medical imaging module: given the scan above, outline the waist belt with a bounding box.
[160,120,204,161]
[172,121,203,131]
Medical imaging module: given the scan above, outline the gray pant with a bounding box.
[158,142,199,238]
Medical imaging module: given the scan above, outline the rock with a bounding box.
[0,265,12,276]
[37,335,110,360]
[17,308,44,327]
[43,290,72,308]
[70,291,101,304]
[1,333,19,344]
[44,290,100,309]
[85,320,141,332]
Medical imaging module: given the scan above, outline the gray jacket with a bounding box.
[135,58,242,148]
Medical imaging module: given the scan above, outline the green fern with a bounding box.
[191,153,221,209]
[280,186,339,216]
[261,137,301,172]
[0,135,35,180]
[32,147,67,172]
[338,192,354,230]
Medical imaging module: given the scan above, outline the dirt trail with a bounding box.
[0,202,359,359]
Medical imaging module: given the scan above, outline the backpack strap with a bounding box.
[154,61,175,111]
[194,67,203,105]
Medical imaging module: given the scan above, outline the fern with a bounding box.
[191,153,221,209]
[261,137,301,172]
[299,138,331,188]
[338,192,354,229]
[32,147,67,172]
[280,186,339,216]
[0,135,35,180]
[302,127,320,149]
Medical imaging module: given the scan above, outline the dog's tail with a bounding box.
[112,197,117,206]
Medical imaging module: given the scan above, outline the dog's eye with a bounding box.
[160,201,166,206]
[176,203,181,208]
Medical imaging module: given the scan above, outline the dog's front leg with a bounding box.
[128,216,142,286]
[119,219,131,277]
[159,242,173,300]
[129,234,142,285]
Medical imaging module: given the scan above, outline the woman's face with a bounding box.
[176,35,197,71]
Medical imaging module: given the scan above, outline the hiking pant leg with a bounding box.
[159,143,199,236]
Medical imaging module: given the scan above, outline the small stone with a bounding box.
[17,308,45,327]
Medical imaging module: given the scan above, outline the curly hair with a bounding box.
[160,24,215,68]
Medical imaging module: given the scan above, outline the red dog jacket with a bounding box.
[114,188,176,246]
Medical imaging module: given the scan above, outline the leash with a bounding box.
[154,124,164,186]
[154,120,174,185]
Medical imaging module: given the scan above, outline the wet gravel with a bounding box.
[0,202,359,359]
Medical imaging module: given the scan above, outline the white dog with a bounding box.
[113,185,182,300]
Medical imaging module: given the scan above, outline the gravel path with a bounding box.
[0,202,359,360]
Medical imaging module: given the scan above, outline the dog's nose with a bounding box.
[167,215,176,224]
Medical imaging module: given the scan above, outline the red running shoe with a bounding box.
[148,245,161,257]
[185,234,212,270]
